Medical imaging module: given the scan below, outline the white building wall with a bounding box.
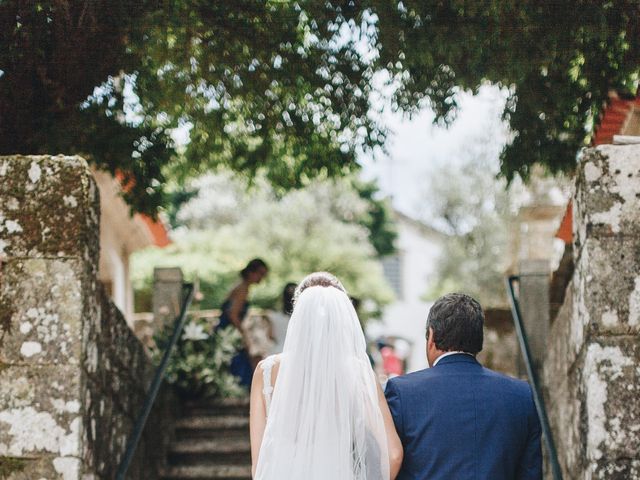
[370,214,444,372]
[94,170,156,324]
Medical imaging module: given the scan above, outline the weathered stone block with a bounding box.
[543,284,585,477]
[0,259,84,366]
[591,458,640,480]
[576,237,640,336]
[582,338,640,467]
[0,155,99,262]
[82,382,134,479]
[545,144,640,480]
[518,260,551,375]
[544,370,583,477]
[0,364,84,478]
[153,267,184,330]
[0,454,82,480]
[544,283,579,380]
[0,155,176,479]
[574,145,640,245]
[0,364,81,421]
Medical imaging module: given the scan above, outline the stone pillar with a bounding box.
[0,155,99,479]
[0,155,176,479]
[517,259,551,377]
[152,267,184,328]
[543,145,640,479]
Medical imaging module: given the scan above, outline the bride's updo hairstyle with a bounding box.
[294,271,346,304]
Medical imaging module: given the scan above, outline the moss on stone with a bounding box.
[0,456,28,478]
[0,155,100,260]
[0,296,14,348]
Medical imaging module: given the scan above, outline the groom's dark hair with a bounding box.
[427,293,483,354]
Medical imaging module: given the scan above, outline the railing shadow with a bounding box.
[506,275,563,480]
[116,282,195,480]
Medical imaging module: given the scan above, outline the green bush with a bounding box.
[132,172,394,318]
[153,316,244,398]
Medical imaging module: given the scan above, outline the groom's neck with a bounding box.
[429,350,475,367]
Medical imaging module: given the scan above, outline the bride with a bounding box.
[250,272,403,479]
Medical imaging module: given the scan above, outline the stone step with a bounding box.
[164,397,252,478]
[183,397,250,408]
[175,415,249,440]
[175,415,250,430]
[168,450,251,466]
[182,397,250,417]
[171,438,250,454]
[168,433,251,465]
[160,464,252,480]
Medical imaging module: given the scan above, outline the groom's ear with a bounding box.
[426,327,434,349]
[426,327,436,367]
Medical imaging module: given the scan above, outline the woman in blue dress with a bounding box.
[218,258,269,387]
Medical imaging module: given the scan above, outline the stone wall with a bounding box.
[477,308,518,378]
[543,145,640,479]
[0,155,177,479]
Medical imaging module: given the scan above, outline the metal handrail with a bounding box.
[116,282,195,480]
[506,276,563,480]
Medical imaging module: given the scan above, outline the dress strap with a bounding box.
[261,355,276,416]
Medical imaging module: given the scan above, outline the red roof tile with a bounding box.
[558,93,638,244]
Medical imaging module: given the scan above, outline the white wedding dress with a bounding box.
[254,286,390,480]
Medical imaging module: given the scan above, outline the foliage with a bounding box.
[0,456,28,478]
[153,316,244,398]
[421,159,513,308]
[372,0,640,181]
[421,156,572,308]
[164,174,397,257]
[132,171,394,316]
[5,1,626,212]
[418,108,514,307]
[353,180,397,256]
[0,1,383,215]
[4,1,637,215]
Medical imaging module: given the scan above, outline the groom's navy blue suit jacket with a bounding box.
[385,354,542,480]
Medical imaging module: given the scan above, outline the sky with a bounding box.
[359,84,509,219]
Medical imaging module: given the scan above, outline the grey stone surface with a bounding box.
[477,309,519,377]
[0,155,177,479]
[153,267,184,330]
[518,259,551,376]
[574,144,640,243]
[0,155,99,262]
[578,236,640,336]
[544,146,640,480]
[1,258,84,366]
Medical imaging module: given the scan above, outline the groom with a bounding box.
[385,293,542,480]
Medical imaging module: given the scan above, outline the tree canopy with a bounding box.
[420,152,514,308]
[1,1,382,214]
[373,0,640,181]
[2,1,639,213]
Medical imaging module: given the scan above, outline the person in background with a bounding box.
[217,258,269,388]
[268,282,296,354]
[246,312,276,360]
[381,344,404,378]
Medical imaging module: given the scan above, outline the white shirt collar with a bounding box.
[432,351,475,367]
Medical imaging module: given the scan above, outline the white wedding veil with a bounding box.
[255,284,390,480]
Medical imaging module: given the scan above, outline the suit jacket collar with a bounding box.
[434,352,480,367]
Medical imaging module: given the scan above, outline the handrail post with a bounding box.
[506,275,563,480]
[115,282,195,480]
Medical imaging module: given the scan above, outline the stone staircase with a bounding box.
[161,397,252,480]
